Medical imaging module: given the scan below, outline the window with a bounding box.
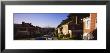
[83,17,91,29]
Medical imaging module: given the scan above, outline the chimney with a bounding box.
[30,23,31,25]
[76,16,77,24]
[22,22,25,24]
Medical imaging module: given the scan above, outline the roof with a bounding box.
[14,24,22,27]
[67,13,90,17]
[57,13,90,28]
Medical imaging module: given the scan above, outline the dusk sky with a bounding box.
[14,13,69,28]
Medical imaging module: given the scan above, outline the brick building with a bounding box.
[83,13,97,40]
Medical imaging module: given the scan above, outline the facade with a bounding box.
[83,13,97,40]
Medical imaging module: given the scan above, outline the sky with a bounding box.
[14,13,69,28]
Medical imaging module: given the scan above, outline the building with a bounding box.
[56,13,83,39]
[56,13,97,40]
[14,22,41,39]
[83,13,97,40]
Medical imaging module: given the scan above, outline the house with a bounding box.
[83,13,97,40]
[56,13,97,40]
[57,13,84,39]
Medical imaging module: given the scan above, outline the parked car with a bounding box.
[47,37,53,40]
[35,37,46,40]
[47,35,53,40]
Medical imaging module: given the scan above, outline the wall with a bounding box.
[90,13,97,32]
[62,24,68,35]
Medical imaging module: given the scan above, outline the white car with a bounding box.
[47,38,53,40]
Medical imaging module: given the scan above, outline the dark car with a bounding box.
[35,37,46,40]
